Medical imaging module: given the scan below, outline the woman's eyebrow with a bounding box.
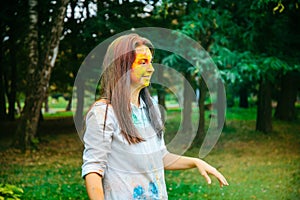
[137,56,152,61]
[137,58,148,63]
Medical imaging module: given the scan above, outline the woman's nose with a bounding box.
[147,63,155,72]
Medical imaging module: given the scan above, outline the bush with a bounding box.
[0,184,23,200]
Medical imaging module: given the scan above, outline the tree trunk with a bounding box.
[44,93,49,113]
[157,89,166,109]
[14,0,39,150]
[193,77,207,147]
[182,72,193,132]
[256,78,272,133]
[217,78,226,129]
[75,76,84,132]
[0,44,6,121]
[14,0,69,151]
[274,71,299,121]
[7,34,17,121]
[65,97,72,111]
[239,85,249,108]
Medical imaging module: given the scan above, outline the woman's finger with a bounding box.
[199,169,212,184]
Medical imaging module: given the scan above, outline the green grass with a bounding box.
[43,111,73,118]
[162,107,300,199]
[226,107,256,120]
[0,131,88,200]
[1,106,299,199]
[165,119,300,200]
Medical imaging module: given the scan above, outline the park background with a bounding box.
[0,0,299,199]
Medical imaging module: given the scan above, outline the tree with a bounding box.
[162,53,196,133]
[256,77,273,132]
[177,1,221,143]
[14,0,69,151]
[0,0,29,121]
[48,0,299,141]
[275,70,300,120]
[248,1,300,130]
[206,0,300,132]
[67,0,165,130]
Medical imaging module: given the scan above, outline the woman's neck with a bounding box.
[130,86,142,107]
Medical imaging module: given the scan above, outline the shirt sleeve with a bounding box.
[81,104,115,178]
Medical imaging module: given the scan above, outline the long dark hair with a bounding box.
[99,33,163,144]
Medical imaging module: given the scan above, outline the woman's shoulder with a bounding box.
[94,98,112,106]
[86,99,115,120]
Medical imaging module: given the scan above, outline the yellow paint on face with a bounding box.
[131,45,154,88]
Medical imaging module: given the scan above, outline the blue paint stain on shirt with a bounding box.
[133,182,160,199]
[149,181,159,199]
[133,185,146,200]
[132,113,139,124]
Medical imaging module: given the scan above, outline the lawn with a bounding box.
[0,107,299,199]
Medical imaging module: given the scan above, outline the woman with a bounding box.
[82,33,228,200]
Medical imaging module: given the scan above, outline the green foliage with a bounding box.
[180,6,218,43]
[185,0,300,85]
[0,184,23,200]
[162,0,300,112]
[260,56,290,81]
[162,53,193,73]
[52,0,160,99]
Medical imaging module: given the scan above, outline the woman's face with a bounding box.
[130,45,154,89]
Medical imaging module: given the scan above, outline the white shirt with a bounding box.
[82,98,168,199]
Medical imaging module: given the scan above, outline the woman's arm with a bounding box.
[85,173,105,200]
[163,153,229,187]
